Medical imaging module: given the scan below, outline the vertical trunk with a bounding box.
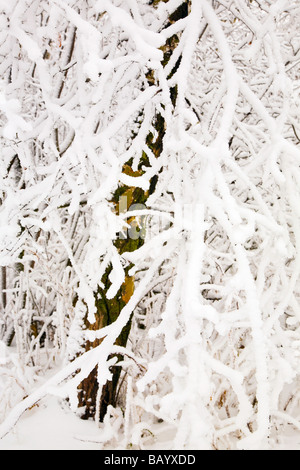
[78,189,147,421]
[78,0,189,422]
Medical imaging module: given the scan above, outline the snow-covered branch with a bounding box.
[0,0,300,451]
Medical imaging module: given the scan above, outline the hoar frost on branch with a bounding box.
[0,0,300,450]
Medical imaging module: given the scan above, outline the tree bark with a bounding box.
[78,0,189,422]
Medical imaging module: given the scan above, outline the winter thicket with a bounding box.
[0,0,300,450]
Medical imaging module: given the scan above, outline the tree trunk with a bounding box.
[78,0,189,422]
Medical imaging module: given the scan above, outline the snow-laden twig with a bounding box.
[0,0,300,451]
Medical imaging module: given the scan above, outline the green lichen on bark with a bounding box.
[78,263,135,421]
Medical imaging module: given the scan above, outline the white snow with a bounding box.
[0,396,103,451]
[1,0,300,452]
[0,393,298,450]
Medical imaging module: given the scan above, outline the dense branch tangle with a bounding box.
[77,0,191,422]
[0,0,300,450]
[0,0,194,424]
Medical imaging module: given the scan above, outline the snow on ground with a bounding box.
[0,395,299,450]
[0,395,176,450]
[0,396,103,450]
